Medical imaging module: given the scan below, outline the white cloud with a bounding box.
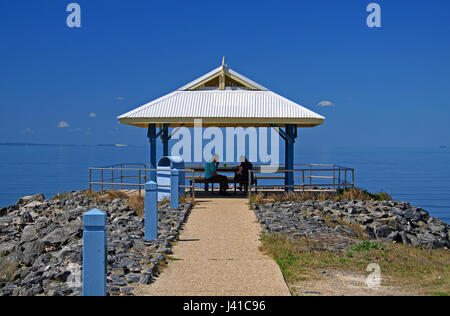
[21,128,34,135]
[89,112,96,118]
[115,96,124,101]
[317,100,335,107]
[57,121,70,128]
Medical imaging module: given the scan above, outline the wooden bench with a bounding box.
[190,177,257,194]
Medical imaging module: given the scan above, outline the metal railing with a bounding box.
[89,163,353,196]
[184,163,354,192]
[89,163,196,198]
[246,164,354,193]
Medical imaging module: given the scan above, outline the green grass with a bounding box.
[431,291,449,296]
[166,256,183,261]
[347,241,384,258]
[260,234,450,296]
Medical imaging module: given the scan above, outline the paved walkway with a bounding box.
[134,198,290,296]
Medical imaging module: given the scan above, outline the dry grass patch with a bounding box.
[83,190,145,216]
[52,192,71,200]
[104,190,129,200]
[249,188,392,205]
[180,193,196,205]
[318,213,368,240]
[82,189,194,217]
[82,190,128,201]
[127,194,145,216]
[260,234,450,296]
[339,188,392,201]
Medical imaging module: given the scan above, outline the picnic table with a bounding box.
[188,166,257,193]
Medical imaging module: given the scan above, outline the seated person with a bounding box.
[234,155,253,192]
[205,155,228,194]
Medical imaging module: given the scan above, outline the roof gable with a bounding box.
[178,59,268,91]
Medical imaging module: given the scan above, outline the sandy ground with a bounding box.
[134,198,291,296]
[289,270,423,296]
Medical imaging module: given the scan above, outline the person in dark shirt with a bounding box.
[234,155,253,192]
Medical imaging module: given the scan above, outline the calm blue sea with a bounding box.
[0,144,449,223]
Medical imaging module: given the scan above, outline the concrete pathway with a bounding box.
[134,198,290,296]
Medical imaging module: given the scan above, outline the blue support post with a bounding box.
[162,124,169,157]
[145,181,158,241]
[170,169,179,209]
[82,208,107,296]
[148,124,157,182]
[285,124,296,192]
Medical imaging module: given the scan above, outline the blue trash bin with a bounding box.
[157,156,185,201]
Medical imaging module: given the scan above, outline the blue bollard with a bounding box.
[145,181,158,241]
[83,208,107,296]
[170,169,179,209]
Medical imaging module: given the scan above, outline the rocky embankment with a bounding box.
[253,200,449,251]
[0,191,192,296]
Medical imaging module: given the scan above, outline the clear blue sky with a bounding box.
[1,0,449,148]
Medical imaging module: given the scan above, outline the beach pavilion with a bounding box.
[117,59,325,189]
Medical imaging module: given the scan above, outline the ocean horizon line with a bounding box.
[0,142,448,151]
[0,142,138,147]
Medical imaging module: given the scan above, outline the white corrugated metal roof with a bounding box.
[118,63,325,127]
[118,90,324,120]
